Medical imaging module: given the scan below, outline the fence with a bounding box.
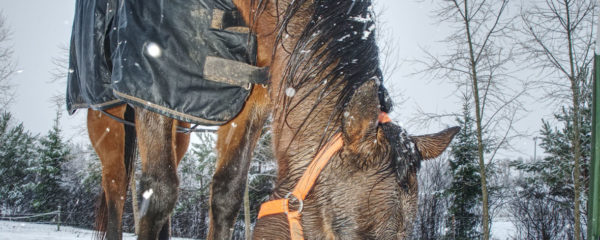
[0,206,62,231]
[0,207,250,240]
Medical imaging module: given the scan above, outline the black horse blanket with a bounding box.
[67,0,265,125]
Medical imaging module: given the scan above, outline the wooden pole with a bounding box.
[57,205,61,231]
[244,178,251,240]
[131,173,140,235]
[588,6,600,239]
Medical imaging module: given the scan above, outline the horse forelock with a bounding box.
[269,0,384,150]
[380,123,423,189]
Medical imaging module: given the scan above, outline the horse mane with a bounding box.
[259,0,385,149]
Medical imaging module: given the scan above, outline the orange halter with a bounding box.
[256,112,391,240]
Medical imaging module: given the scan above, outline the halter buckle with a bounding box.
[284,192,304,214]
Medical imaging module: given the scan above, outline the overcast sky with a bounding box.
[0,0,553,159]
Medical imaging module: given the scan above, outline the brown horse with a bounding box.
[231,0,459,239]
[87,0,457,240]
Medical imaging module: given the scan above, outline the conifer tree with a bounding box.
[512,82,592,238]
[446,102,482,239]
[0,112,37,213]
[32,109,69,213]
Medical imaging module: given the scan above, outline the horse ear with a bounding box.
[411,126,460,160]
[342,80,379,152]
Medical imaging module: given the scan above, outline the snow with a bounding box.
[145,42,162,58]
[285,87,296,97]
[491,221,516,240]
[338,34,351,42]
[142,189,154,199]
[0,220,191,240]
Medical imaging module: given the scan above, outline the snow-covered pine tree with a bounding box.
[0,111,37,214]
[445,102,482,239]
[172,132,217,238]
[511,78,592,238]
[59,143,102,228]
[32,109,69,213]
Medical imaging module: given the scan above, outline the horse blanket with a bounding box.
[67,0,266,125]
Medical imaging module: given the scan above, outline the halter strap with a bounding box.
[257,133,343,240]
[378,111,392,124]
[256,112,391,240]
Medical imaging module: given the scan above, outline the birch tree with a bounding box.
[519,1,597,239]
[0,14,15,108]
[418,0,525,239]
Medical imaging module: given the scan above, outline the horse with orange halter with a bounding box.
[67,0,458,239]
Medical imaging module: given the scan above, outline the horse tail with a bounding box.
[94,192,108,240]
[94,105,138,240]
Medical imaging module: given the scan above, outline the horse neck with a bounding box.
[270,85,341,190]
[233,0,340,189]
[238,0,380,190]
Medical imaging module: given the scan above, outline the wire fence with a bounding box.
[0,207,251,240]
[1,206,62,231]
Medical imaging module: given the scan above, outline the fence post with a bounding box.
[589,9,600,240]
[57,205,61,231]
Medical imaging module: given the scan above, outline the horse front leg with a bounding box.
[208,85,271,239]
[134,108,180,240]
[157,121,191,240]
[88,105,133,240]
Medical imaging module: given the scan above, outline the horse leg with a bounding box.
[88,105,135,240]
[134,108,180,240]
[208,85,270,239]
[156,121,191,240]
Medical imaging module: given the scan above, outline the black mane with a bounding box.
[272,0,386,146]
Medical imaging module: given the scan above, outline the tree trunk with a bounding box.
[565,2,582,239]
[463,1,490,238]
[130,174,140,235]
[244,178,251,240]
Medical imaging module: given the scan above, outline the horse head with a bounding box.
[244,0,459,238]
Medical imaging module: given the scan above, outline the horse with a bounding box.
[232,0,459,239]
[84,0,458,239]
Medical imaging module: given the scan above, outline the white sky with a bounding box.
[0,0,555,160]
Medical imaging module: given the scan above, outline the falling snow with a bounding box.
[142,189,154,199]
[285,87,296,97]
[362,24,375,40]
[338,34,351,42]
[146,42,162,58]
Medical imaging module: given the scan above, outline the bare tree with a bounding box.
[416,0,527,239]
[519,1,597,239]
[49,45,69,104]
[510,174,571,240]
[0,13,15,108]
[410,154,451,240]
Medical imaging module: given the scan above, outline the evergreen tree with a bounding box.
[0,111,37,214]
[512,84,592,238]
[247,126,276,223]
[32,109,69,213]
[445,103,482,239]
[173,132,217,238]
[234,125,276,239]
[60,143,102,228]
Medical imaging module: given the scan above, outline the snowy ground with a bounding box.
[0,220,191,240]
[491,221,516,240]
[0,220,515,240]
